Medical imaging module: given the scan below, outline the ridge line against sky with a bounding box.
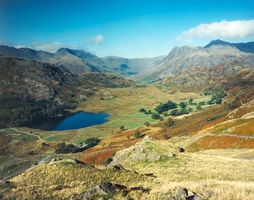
[0,0,254,58]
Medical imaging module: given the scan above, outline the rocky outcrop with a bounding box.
[81,182,127,200]
[108,136,177,167]
[168,187,209,200]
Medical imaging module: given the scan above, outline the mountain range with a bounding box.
[1,40,254,83]
[141,40,254,82]
[0,46,164,78]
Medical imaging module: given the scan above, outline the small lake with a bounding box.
[28,111,110,131]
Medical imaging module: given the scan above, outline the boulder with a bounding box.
[169,187,208,200]
[168,153,176,157]
[175,187,188,200]
[146,153,161,161]
[110,164,129,172]
[82,182,127,200]
[178,147,185,153]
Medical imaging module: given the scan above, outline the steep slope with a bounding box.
[143,40,254,82]
[0,56,80,127]
[0,56,80,103]
[0,46,105,75]
[0,56,137,128]
[163,60,244,90]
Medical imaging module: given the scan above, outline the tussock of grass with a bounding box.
[117,139,254,199]
[2,161,148,200]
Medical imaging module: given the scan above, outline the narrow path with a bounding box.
[204,133,254,139]
[9,128,44,141]
[82,146,127,156]
[0,131,15,159]
[0,153,54,181]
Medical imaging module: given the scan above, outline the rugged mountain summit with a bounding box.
[204,39,254,53]
[143,40,254,82]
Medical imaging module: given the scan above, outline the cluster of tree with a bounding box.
[0,98,69,128]
[139,108,152,114]
[55,137,100,154]
[170,108,189,116]
[139,93,228,124]
[55,143,82,154]
[207,90,227,105]
[155,100,177,114]
[134,129,142,139]
[203,87,216,96]
[84,137,100,148]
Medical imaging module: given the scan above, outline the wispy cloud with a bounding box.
[182,19,254,40]
[0,39,17,46]
[30,41,67,52]
[0,40,80,52]
[88,35,104,44]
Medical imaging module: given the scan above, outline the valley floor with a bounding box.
[1,84,254,199]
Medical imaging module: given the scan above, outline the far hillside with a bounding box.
[0,56,136,128]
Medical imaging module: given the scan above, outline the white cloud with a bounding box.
[30,41,67,52]
[0,39,16,46]
[182,19,254,39]
[88,35,104,44]
[175,36,182,42]
[0,40,87,52]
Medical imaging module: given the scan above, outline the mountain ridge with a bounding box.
[204,39,254,53]
[141,39,254,82]
[0,45,164,78]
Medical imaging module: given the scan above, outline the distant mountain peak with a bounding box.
[204,39,231,48]
[204,39,254,54]
[56,48,86,54]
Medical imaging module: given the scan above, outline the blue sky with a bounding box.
[0,0,254,57]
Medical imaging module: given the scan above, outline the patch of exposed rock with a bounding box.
[167,187,209,200]
[108,136,177,167]
[81,182,127,200]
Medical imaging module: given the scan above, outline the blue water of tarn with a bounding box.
[52,111,110,131]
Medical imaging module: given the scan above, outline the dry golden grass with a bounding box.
[118,138,254,200]
[1,160,149,200]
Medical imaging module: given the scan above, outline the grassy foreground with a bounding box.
[1,138,254,200]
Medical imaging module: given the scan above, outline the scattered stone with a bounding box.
[178,147,185,153]
[50,158,62,163]
[54,185,71,190]
[143,136,152,141]
[82,182,127,200]
[143,173,157,178]
[169,187,208,200]
[74,158,87,165]
[110,164,129,172]
[130,186,151,193]
[146,153,161,161]
[68,194,78,200]
[168,153,176,157]
[175,187,188,200]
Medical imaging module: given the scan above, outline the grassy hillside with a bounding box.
[1,60,254,199]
